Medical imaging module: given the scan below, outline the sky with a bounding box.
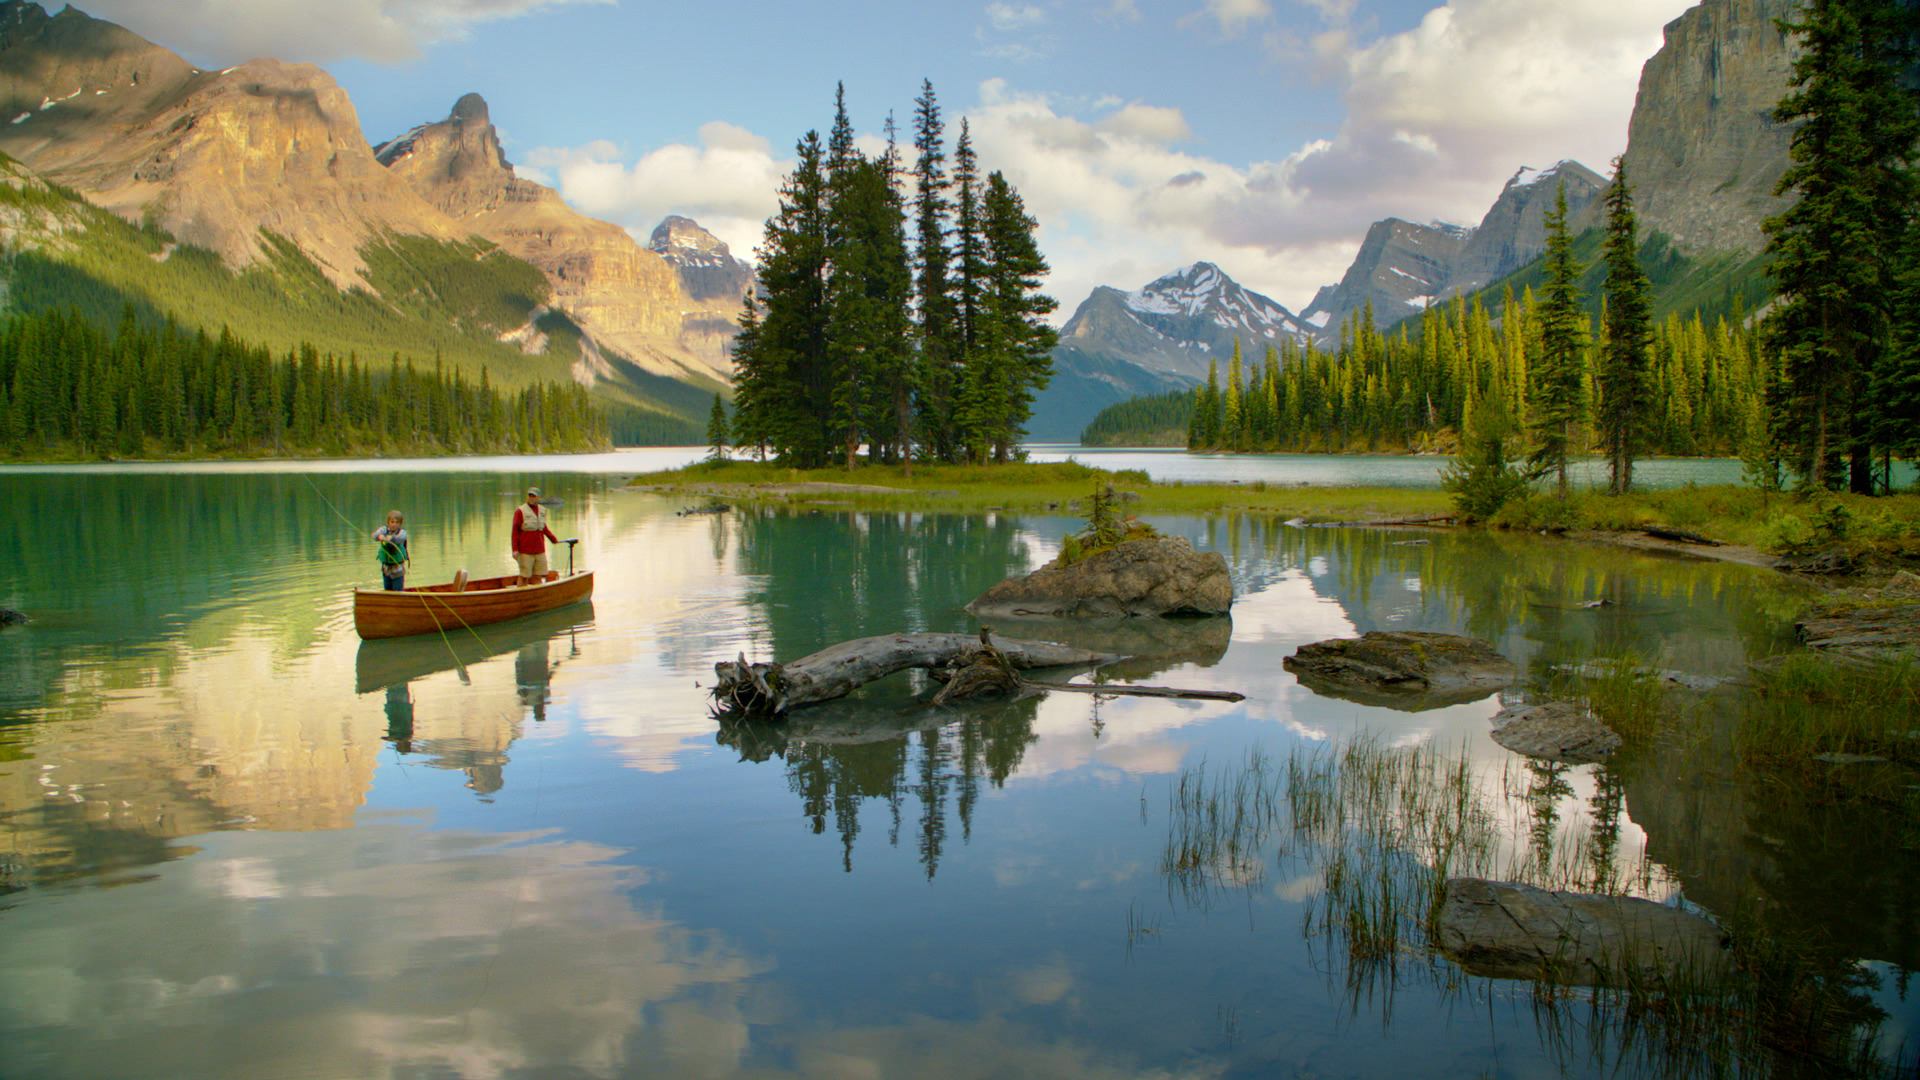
[83,0,1699,316]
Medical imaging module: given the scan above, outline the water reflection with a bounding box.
[1,470,1912,1077]
[0,825,764,1080]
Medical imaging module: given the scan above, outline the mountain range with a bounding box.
[0,0,748,440]
[1033,0,1797,440]
[0,0,1817,446]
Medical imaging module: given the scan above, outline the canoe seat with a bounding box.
[452,570,469,593]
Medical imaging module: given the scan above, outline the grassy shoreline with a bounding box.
[630,459,1920,552]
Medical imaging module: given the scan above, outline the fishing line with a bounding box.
[299,473,493,671]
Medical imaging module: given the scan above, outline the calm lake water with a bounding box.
[1,461,1915,1078]
[1026,444,1920,490]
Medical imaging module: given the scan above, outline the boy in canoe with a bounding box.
[373,511,410,591]
[511,487,560,586]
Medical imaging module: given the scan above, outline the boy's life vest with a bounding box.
[377,528,408,566]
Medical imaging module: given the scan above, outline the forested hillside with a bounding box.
[0,155,705,446]
[0,306,609,459]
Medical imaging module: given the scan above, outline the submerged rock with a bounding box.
[966,536,1232,619]
[0,608,25,628]
[1490,700,1621,764]
[1434,878,1730,987]
[1283,631,1515,710]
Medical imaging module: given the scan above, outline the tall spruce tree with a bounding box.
[706,392,729,460]
[751,130,833,465]
[911,80,961,460]
[1765,0,1920,492]
[971,171,1056,461]
[826,156,916,468]
[1529,182,1587,498]
[1598,157,1654,495]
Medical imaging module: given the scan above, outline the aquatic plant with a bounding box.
[1157,736,1911,1078]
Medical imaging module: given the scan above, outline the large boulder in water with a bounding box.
[1435,878,1730,987]
[1283,631,1514,710]
[0,608,26,628]
[966,536,1232,619]
[1490,700,1622,764]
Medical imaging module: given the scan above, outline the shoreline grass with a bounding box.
[629,459,1920,554]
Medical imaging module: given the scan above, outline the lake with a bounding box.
[1026,444,1920,490]
[0,461,1914,1078]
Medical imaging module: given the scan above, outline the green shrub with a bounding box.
[1440,394,1531,521]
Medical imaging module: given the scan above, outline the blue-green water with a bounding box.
[0,461,1913,1078]
[1026,444,1920,490]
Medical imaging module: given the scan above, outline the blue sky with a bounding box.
[89,0,1697,313]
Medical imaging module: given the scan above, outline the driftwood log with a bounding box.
[1641,526,1722,546]
[712,630,1247,718]
[712,631,1118,718]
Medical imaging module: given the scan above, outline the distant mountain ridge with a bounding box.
[1028,262,1309,439]
[1300,160,1608,340]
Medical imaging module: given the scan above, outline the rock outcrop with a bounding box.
[1435,878,1730,986]
[1616,0,1798,255]
[1283,630,1515,710]
[1794,572,1920,665]
[966,536,1233,619]
[376,95,735,383]
[1490,700,1622,764]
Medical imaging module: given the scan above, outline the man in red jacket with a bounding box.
[511,487,560,586]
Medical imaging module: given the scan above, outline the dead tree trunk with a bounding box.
[712,632,1117,718]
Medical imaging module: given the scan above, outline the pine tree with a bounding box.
[728,294,771,459]
[1598,157,1654,495]
[1879,215,1920,471]
[753,130,833,466]
[972,172,1056,461]
[706,392,729,460]
[911,81,961,460]
[827,156,915,467]
[1765,0,1920,493]
[1529,182,1587,498]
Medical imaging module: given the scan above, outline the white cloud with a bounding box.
[1096,103,1194,145]
[1099,0,1144,22]
[985,2,1047,31]
[1186,0,1274,36]
[518,122,791,261]
[82,0,611,65]
[521,0,1689,317]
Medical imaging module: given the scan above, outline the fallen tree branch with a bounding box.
[1022,681,1245,702]
[1641,526,1722,547]
[713,631,1118,718]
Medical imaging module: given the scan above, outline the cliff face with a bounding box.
[377,96,735,383]
[1618,0,1798,254]
[0,2,457,287]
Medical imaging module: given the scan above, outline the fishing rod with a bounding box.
[299,474,496,661]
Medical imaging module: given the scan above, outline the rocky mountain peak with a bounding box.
[649,215,753,304]
[450,91,489,124]
[0,5,456,288]
[649,214,731,259]
[372,92,517,214]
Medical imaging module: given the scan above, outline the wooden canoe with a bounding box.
[354,571,595,640]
